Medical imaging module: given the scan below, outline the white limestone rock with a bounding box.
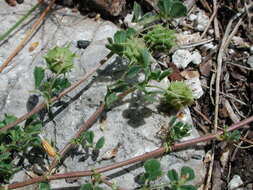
[172,50,202,69]
[228,175,243,190]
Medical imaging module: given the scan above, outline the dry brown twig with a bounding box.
[205,11,245,190]
[0,0,56,73]
[213,0,220,39]
[200,2,218,39]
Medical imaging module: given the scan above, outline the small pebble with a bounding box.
[77,40,90,49]
[16,0,24,4]
[196,11,209,31]
[188,14,197,21]
[250,45,253,54]
[228,175,243,190]
[208,29,214,35]
[172,49,192,69]
[247,56,253,68]
[191,51,202,65]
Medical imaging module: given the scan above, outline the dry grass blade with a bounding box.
[0,0,56,73]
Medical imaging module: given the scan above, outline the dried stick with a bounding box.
[200,3,218,39]
[0,2,41,41]
[213,0,220,39]
[0,52,114,132]
[214,13,241,135]
[0,0,56,73]
[5,114,253,189]
[207,13,244,190]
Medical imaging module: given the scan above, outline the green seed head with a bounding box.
[163,81,194,110]
[44,46,75,74]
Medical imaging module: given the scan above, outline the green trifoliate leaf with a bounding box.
[167,169,179,182]
[144,159,163,181]
[132,2,142,22]
[39,182,50,190]
[105,92,118,108]
[180,166,195,182]
[126,65,143,78]
[84,131,94,144]
[80,183,94,190]
[169,1,187,17]
[34,66,45,89]
[95,137,105,150]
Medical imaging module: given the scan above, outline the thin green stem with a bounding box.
[0,3,41,41]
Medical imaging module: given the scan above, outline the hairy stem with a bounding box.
[5,114,253,189]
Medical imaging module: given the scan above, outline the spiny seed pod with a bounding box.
[163,81,194,110]
[39,135,57,158]
[44,46,75,74]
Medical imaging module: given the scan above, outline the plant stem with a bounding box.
[47,103,105,173]
[47,87,136,174]
[0,3,41,42]
[5,114,253,189]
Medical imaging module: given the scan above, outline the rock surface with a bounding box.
[0,2,205,189]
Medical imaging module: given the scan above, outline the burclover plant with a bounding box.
[33,46,75,106]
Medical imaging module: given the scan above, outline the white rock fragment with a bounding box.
[196,11,209,31]
[247,56,253,69]
[208,29,214,35]
[232,36,250,48]
[172,50,202,69]
[172,49,192,69]
[186,77,204,99]
[228,49,235,55]
[123,13,143,30]
[250,45,253,54]
[124,13,133,25]
[228,175,243,190]
[181,70,204,99]
[188,14,197,21]
[202,42,217,50]
[191,51,202,65]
